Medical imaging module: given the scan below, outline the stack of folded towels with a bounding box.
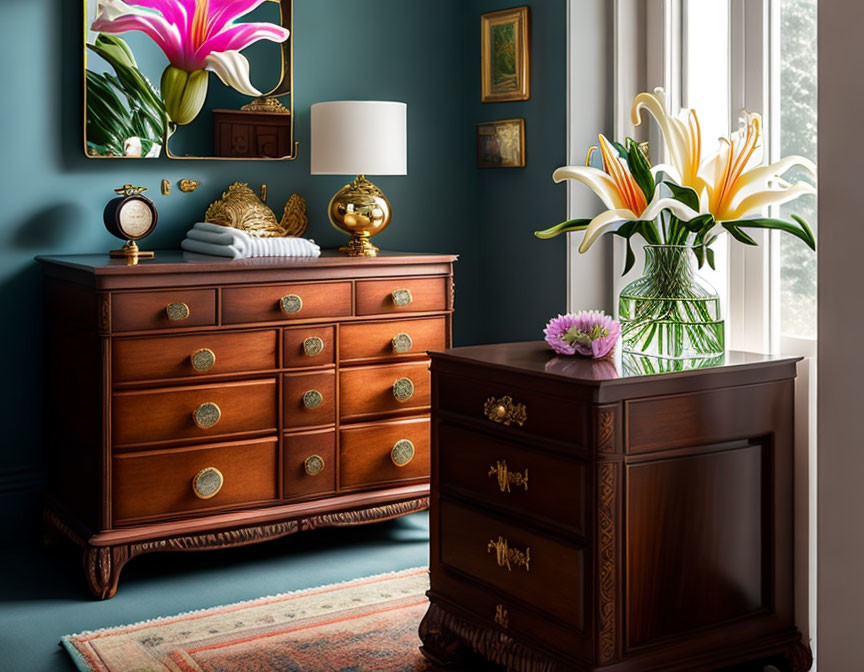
[181,222,321,259]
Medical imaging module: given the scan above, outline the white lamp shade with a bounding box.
[310,101,407,176]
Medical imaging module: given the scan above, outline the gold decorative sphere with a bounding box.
[327,175,392,256]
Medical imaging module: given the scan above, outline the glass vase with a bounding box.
[619,245,725,359]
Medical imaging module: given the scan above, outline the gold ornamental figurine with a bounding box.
[205,183,309,238]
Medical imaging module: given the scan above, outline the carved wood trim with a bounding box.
[596,406,617,455]
[448,276,456,311]
[300,497,429,531]
[98,293,111,332]
[597,463,617,664]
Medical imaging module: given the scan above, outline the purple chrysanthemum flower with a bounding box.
[544,311,621,359]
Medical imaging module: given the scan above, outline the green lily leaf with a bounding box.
[627,139,655,203]
[729,215,816,251]
[94,34,138,70]
[722,222,759,246]
[663,181,701,212]
[534,218,591,240]
[612,141,628,160]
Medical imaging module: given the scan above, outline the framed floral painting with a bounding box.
[477,119,526,168]
[481,6,530,103]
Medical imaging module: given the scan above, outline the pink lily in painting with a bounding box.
[91,0,290,125]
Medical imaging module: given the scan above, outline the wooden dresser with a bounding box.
[419,342,811,672]
[37,251,455,599]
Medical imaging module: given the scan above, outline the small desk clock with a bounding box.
[104,185,158,259]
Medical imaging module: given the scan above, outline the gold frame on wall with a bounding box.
[481,6,530,103]
[82,0,297,161]
[476,118,526,168]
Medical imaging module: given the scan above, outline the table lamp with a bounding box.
[310,101,407,257]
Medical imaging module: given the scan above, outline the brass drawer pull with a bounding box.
[166,302,190,321]
[304,454,326,476]
[391,439,416,467]
[303,336,325,357]
[392,332,414,354]
[192,467,224,499]
[280,294,303,315]
[393,377,415,402]
[303,390,324,409]
[391,289,414,307]
[488,536,530,573]
[484,396,527,427]
[190,348,216,372]
[489,460,528,493]
[193,402,222,429]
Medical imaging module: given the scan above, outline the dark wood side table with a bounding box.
[419,342,811,672]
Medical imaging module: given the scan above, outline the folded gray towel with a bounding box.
[181,222,321,259]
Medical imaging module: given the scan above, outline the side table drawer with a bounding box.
[283,370,336,429]
[356,277,447,315]
[222,283,352,324]
[113,379,277,447]
[340,317,447,363]
[340,416,430,489]
[112,437,278,522]
[438,423,586,535]
[340,361,430,421]
[439,499,584,627]
[112,289,216,332]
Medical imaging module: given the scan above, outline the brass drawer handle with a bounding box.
[303,336,325,357]
[391,439,415,467]
[303,390,324,409]
[280,294,303,315]
[392,332,414,354]
[304,454,325,476]
[190,348,216,372]
[484,396,527,427]
[393,377,415,402]
[489,460,528,493]
[488,536,531,573]
[193,402,222,429]
[192,467,224,499]
[166,302,190,321]
[391,289,414,307]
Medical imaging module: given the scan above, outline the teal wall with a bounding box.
[0,0,604,545]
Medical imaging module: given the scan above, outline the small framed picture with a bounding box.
[477,119,526,168]
[481,6,530,103]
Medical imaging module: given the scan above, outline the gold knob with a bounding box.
[391,439,415,467]
[190,348,216,372]
[193,402,222,429]
[392,377,415,403]
[487,536,531,573]
[192,467,224,499]
[391,289,414,307]
[489,460,529,493]
[391,332,414,354]
[303,336,325,357]
[280,294,303,315]
[166,302,190,321]
[304,454,325,476]
[303,390,323,409]
[483,396,527,427]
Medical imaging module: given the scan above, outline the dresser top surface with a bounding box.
[36,250,458,276]
[431,341,800,392]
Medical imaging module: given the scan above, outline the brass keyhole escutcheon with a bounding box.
[166,302,190,321]
[303,336,325,357]
[190,348,216,372]
[304,454,325,476]
[391,439,415,467]
[280,294,303,315]
[392,332,414,354]
[193,402,222,429]
[391,289,413,307]
[392,377,415,403]
[192,467,224,499]
[303,390,323,409]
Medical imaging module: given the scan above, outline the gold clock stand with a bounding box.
[110,241,155,260]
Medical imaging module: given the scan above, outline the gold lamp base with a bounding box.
[328,175,392,257]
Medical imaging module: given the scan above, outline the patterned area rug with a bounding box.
[62,568,437,672]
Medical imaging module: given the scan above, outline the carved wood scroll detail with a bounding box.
[98,294,111,332]
[597,463,617,663]
[597,407,616,454]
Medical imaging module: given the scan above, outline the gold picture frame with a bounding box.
[477,119,526,168]
[481,6,530,103]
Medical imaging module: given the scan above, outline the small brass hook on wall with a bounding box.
[179,179,201,193]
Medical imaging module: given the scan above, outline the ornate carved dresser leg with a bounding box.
[83,544,131,600]
[419,603,470,668]
[784,638,814,672]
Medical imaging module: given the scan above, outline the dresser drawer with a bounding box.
[283,325,336,368]
[436,372,589,447]
[356,277,447,315]
[221,283,352,324]
[112,379,277,447]
[439,499,584,627]
[283,370,336,429]
[340,361,431,421]
[340,416,430,489]
[112,289,217,332]
[438,424,586,535]
[112,437,278,522]
[340,317,447,363]
[113,330,278,382]
[284,429,336,500]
